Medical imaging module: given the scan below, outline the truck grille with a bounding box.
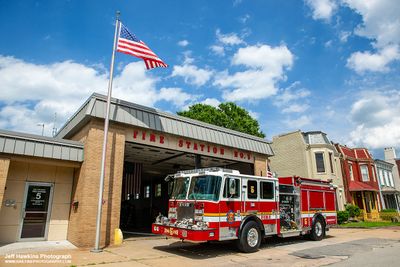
[177,203,194,221]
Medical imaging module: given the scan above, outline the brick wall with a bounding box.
[254,156,267,176]
[0,158,10,210]
[67,119,125,248]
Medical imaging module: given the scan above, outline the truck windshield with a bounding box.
[188,175,222,201]
[171,177,190,199]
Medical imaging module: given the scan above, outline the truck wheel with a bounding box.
[310,217,325,241]
[237,221,261,253]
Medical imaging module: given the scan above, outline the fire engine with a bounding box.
[152,168,337,253]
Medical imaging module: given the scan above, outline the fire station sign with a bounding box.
[125,128,254,163]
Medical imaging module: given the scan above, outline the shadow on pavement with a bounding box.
[152,234,335,259]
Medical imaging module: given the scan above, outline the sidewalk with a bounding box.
[1,227,400,267]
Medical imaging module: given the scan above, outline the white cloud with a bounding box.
[324,40,333,48]
[339,31,351,43]
[0,56,195,135]
[346,45,400,73]
[239,14,250,24]
[274,82,311,106]
[348,90,400,149]
[342,0,400,49]
[284,115,312,128]
[172,64,213,86]
[210,45,225,56]
[210,29,245,56]
[233,0,243,7]
[158,87,196,107]
[282,104,310,113]
[113,62,159,106]
[305,0,337,21]
[248,110,260,120]
[214,44,294,102]
[342,0,400,73]
[201,98,221,107]
[216,29,244,46]
[178,40,189,47]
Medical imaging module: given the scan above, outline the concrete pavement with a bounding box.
[1,227,400,267]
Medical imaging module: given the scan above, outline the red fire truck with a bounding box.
[152,168,337,252]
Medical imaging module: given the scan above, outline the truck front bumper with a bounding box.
[152,223,218,242]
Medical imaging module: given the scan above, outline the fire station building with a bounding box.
[0,93,273,247]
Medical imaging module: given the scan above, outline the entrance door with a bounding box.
[19,183,53,240]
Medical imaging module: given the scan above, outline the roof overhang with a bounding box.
[348,181,379,192]
[56,93,274,156]
[0,129,84,162]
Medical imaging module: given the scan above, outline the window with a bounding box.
[383,171,389,186]
[261,181,274,200]
[223,177,240,198]
[379,169,384,185]
[360,165,369,181]
[247,180,258,199]
[170,177,190,199]
[329,152,334,173]
[349,163,354,181]
[388,172,394,187]
[315,152,325,173]
[144,185,150,198]
[188,175,222,201]
[155,184,162,197]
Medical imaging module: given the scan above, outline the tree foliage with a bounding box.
[177,102,265,138]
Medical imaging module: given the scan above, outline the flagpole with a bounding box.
[92,11,120,253]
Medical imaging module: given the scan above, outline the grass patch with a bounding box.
[338,221,400,228]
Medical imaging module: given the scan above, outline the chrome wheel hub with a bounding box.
[247,228,259,247]
[315,221,323,236]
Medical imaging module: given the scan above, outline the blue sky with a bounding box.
[0,0,399,159]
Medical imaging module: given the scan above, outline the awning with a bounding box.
[348,181,379,192]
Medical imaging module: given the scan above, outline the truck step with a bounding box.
[278,230,302,238]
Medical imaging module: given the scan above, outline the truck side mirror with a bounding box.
[229,178,236,197]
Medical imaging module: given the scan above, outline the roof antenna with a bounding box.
[52,112,57,137]
[37,123,45,136]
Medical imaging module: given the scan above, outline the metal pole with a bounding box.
[91,11,120,253]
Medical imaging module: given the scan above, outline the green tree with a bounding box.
[177,102,265,138]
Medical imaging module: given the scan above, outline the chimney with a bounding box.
[384,147,397,161]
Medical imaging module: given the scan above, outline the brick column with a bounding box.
[254,156,268,177]
[67,120,125,248]
[0,158,10,211]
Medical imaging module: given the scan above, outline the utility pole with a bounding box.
[52,113,57,137]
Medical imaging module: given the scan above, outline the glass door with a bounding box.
[20,183,53,240]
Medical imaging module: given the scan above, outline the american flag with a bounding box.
[116,22,168,70]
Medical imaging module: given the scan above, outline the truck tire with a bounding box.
[237,221,261,253]
[310,217,325,241]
